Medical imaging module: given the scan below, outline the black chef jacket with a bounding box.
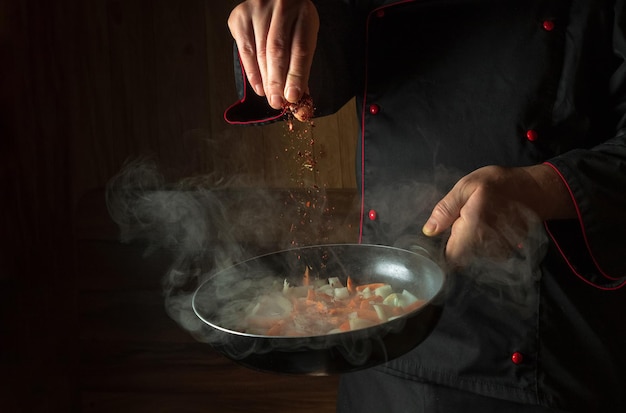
[224,0,626,411]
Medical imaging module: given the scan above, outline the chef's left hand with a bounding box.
[422,164,576,266]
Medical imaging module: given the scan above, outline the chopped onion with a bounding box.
[334,287,350,300]
[328,277,344,288]
[374,284,393,299]
[373,304,388,322]
[318,284,334,296]
[401,289,420,307]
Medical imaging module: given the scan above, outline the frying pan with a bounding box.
[192,243,446,375]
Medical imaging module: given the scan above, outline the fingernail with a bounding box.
[422,218,437,236]
[269,95,283,109]
[285,86,302,103]
[253,84,265,96]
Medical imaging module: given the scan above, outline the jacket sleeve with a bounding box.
[224,0,358,125]
[544,0,626,289]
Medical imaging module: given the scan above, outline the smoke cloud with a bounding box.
[105,157,548,371]
[105,158,303,342]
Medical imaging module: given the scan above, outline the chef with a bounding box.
[224,0,626,411]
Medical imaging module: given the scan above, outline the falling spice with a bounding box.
[279,94,334,248]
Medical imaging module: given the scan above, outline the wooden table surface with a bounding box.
[70,188,361,413]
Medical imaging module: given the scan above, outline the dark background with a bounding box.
[1,0,359,411]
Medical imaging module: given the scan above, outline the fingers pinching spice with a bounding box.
[285,93,314,122]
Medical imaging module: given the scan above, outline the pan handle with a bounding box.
[406,244,431,258]
[393,233,445,261]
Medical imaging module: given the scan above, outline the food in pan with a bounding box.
[224,268,426,337]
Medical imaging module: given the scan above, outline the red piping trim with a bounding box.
[359,0,417,244]
[356,2,624,289]
[223,53,287,125]
[544,224,626,290]
[543,162,625,289]
[358,10,371,244]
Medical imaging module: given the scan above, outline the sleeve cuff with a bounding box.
[223,44,286,126]
[543,161,626,290]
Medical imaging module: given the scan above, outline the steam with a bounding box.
[362,170,549,317]
[459,203,549,318]
[105,158,307,343]
[105,158,548,370]
[104,158,436,372]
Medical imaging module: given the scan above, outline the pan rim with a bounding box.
[191,243,446,340]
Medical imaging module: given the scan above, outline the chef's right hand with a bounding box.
[228,0,320,110]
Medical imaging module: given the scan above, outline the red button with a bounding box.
[542,20,555,31]
[511,352,524,365]
[375,9,385,18]
[368,209,377,221]
[526,129,538,141]
[369,104,380,115]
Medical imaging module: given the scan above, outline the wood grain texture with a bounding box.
[1,0,78,410]
[2,0,358,411]
[65,0,357,196]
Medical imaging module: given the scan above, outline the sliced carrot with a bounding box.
[310,292,333,303]
[245,276,420,337]
[339,320,351,332]
[347,276,355,294]
[306,288,316,301]
[247,315,285,329]
[327,316,343,327]
[368,295,384,303]
[314,301,328,314]
[304,300,327,314]
[357,309,380,322]
[266,320,285,336]
[346,297,361,309]
[387,305,405,317]
[356,282,386,292]
[303,266,310,286]
[328,307,353,316]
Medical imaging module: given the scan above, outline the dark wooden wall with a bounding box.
[65,0,356,196]
[1,0,358,411]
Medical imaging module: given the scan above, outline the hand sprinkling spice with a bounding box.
[284,93,314,123]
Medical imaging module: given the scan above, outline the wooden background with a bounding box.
[1,0,359,411]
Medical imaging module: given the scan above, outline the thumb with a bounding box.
[422,191,463,237]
